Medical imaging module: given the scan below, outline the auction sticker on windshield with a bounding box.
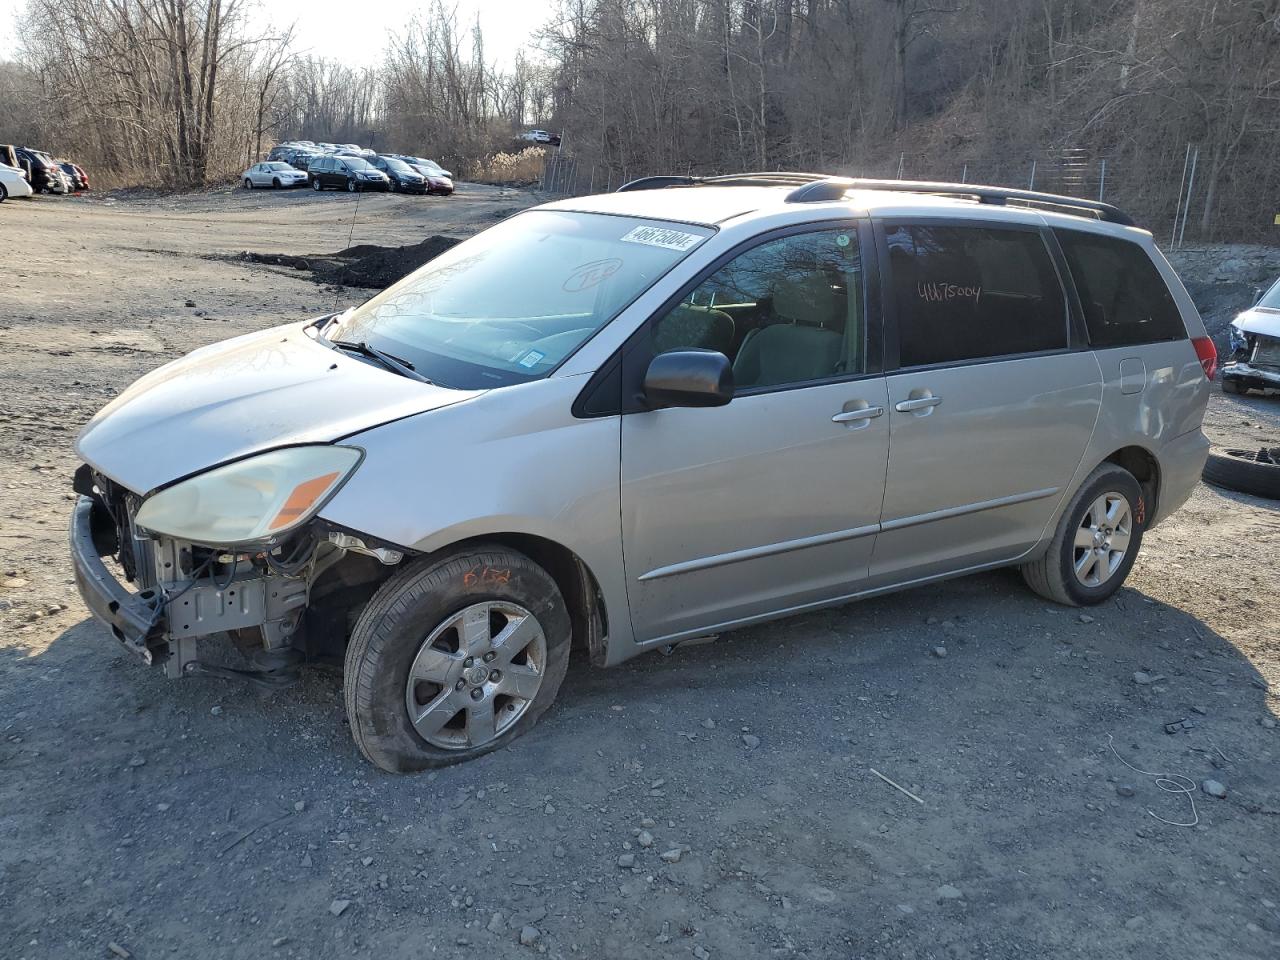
[620,226,704,252]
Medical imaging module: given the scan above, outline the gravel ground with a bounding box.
[1,187,1278,960]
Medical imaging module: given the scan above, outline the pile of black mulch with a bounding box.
[235,235,462,290]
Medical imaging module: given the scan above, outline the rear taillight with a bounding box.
[1192,336,1218,380]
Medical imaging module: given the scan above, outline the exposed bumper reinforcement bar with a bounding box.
[69,495,166,664]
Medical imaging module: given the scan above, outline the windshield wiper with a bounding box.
[331,339,434,384]
[303,319,433,384]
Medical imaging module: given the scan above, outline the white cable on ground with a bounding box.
[1107,734,1199,828]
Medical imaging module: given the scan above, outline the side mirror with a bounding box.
[643,349,734,409]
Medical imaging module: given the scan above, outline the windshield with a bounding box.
[1257,278,1280,310]
[265,162,291,170]
[382,157,414,174]
[342,157,374,171]
[334,210,714,389]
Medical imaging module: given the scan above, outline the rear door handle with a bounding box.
[895,396,943,413]
[832,406,884,424]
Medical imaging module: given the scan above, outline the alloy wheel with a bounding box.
[404,601,547,750]
[1073,492,1132,587]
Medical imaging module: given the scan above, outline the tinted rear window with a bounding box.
[885,224,1068,367]
[1054,230,1185,347]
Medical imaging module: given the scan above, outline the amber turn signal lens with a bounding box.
[268,472,341,531]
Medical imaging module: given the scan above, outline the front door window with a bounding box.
[649,228,866,389]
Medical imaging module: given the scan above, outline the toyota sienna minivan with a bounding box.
[70,174,1216,771]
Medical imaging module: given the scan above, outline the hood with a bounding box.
[76,321,479,493]
[1232,307,1280,340]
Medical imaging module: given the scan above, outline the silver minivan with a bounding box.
[71,175,1217,771]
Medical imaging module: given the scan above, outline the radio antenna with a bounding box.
[336,185,364,313]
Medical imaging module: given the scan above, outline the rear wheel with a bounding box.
[344,545,571,772]
[243,178,253,189]
[1020,463,1145,606]
[0,183,7,202]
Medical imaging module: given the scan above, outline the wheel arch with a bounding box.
[1101,444,1161,526]
[424,533,611,668]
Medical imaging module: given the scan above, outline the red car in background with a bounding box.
[59,161,89,192]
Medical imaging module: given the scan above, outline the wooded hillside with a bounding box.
[2,0,1276,239]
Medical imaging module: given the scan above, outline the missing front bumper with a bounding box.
[70,495,310,677]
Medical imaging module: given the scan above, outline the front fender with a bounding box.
[320,374,633,650]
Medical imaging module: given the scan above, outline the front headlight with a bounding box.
[134,446,362,546]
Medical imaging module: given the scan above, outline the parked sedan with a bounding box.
[59,161,89,192]
[396,155,452,180]
[371,155,427,193]
[0,162,34,201]
[308,155,390,192]
[396,156,453,195]
[243,161,309,189]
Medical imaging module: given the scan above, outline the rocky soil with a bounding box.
[0,188,1277,960]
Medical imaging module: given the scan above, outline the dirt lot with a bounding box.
[1,186,1278,960]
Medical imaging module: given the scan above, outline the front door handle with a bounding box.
[832,405,884,424]
[895,396,943,413]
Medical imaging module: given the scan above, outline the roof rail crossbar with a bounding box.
[785,177,1136,226]
[616,171,827,193]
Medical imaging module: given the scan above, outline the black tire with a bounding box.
[272,177,281,189]
[1222,378,1243,395]
[344,545,571,772]
[1203,446,1280,500]
[311,178,322,191]
[0,184,6,202]
[243,178,253,189]
[347,178,358,193]
[1020,463,1146,606]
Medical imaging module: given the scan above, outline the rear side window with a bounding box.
[1054,230,1185,347]
[885,224,1068,367]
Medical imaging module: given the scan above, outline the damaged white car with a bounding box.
[1224,277,1280,395]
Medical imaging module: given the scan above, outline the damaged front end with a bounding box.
[70,460,408,688]
[1223,296,1280,394]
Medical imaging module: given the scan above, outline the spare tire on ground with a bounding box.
[1202,446,1280,500]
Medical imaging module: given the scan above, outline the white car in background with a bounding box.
[0,163,33,201]
[242,161,309,189]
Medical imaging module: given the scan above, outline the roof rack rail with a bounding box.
[784,177,1136,226]
[616,171,826,192]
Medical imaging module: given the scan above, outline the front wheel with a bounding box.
[347,178,358,192]
[311,178,322,191]
[272,177,281,189]
[344,545,571,772]
[1020,463,1145,606]
[243,178,253,189]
